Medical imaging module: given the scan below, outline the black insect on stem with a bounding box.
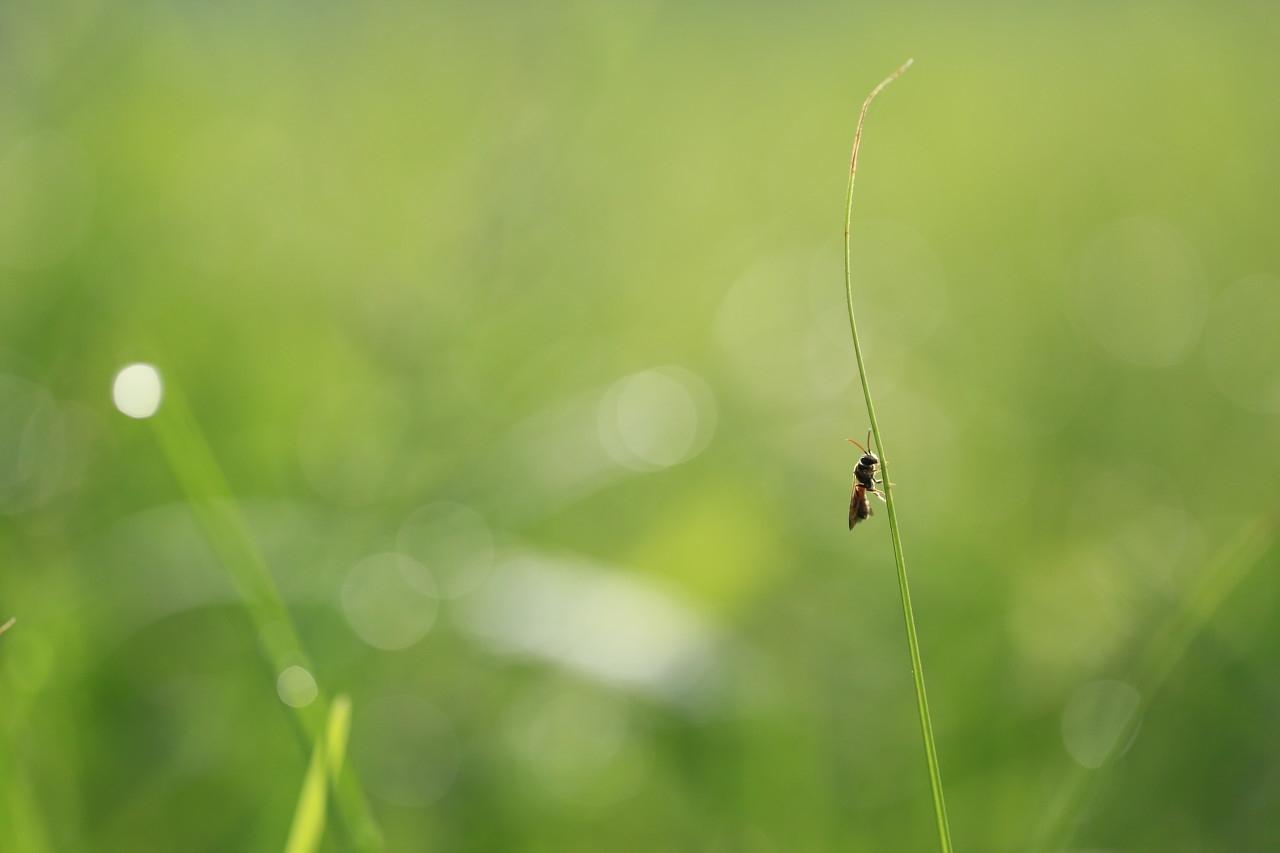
[847,431,884,529]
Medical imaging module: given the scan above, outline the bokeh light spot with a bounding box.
[598,367,716,471]
[1061,679,1141,768]
[714,232,944,406]
[846,220,949,350]
[463,553,716,702]
[714,250,849,406]
[504,684,648,810]
[276,665,318,708]
[1009,549,1129,675]
[397,502,494,598]
[0,375,73,514]
[112,363,163,419]
[1203,274,1280,413]
[340,553,439,650]
[356,695,458,805]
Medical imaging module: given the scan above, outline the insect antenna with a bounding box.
[846,436,869,454]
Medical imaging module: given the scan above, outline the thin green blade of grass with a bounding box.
[284,694,354,853]
[1032,512,1279,852]
[842,59,955,853]
[145,384,383,852]
[325,694,352,779]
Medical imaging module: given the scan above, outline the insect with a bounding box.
[847,431,885,529]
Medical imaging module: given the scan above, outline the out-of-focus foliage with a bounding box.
[3,1,1280,851]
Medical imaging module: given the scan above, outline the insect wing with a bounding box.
[849,484,872,529]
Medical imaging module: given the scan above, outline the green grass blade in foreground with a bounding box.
[284,695,354,853]
[1032,512,1279,852]
[843,59,954,853]
[147,386,383,852]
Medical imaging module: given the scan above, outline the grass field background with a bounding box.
[3,2,1280,850]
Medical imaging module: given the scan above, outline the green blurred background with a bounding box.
[3,1,1280,851]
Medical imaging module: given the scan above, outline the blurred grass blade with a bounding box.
[284,695,354,853]
[1033,512,1279,851]
[1134,514,1279,692]
[146,384,383,851]
[842,59,954,853]
[325,694,352,779]
[284,726,330,853]
[0,617,14,636]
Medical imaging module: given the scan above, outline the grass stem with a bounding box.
[285,694,354,853]
[147,384,383,852]
[843,58,955,853]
